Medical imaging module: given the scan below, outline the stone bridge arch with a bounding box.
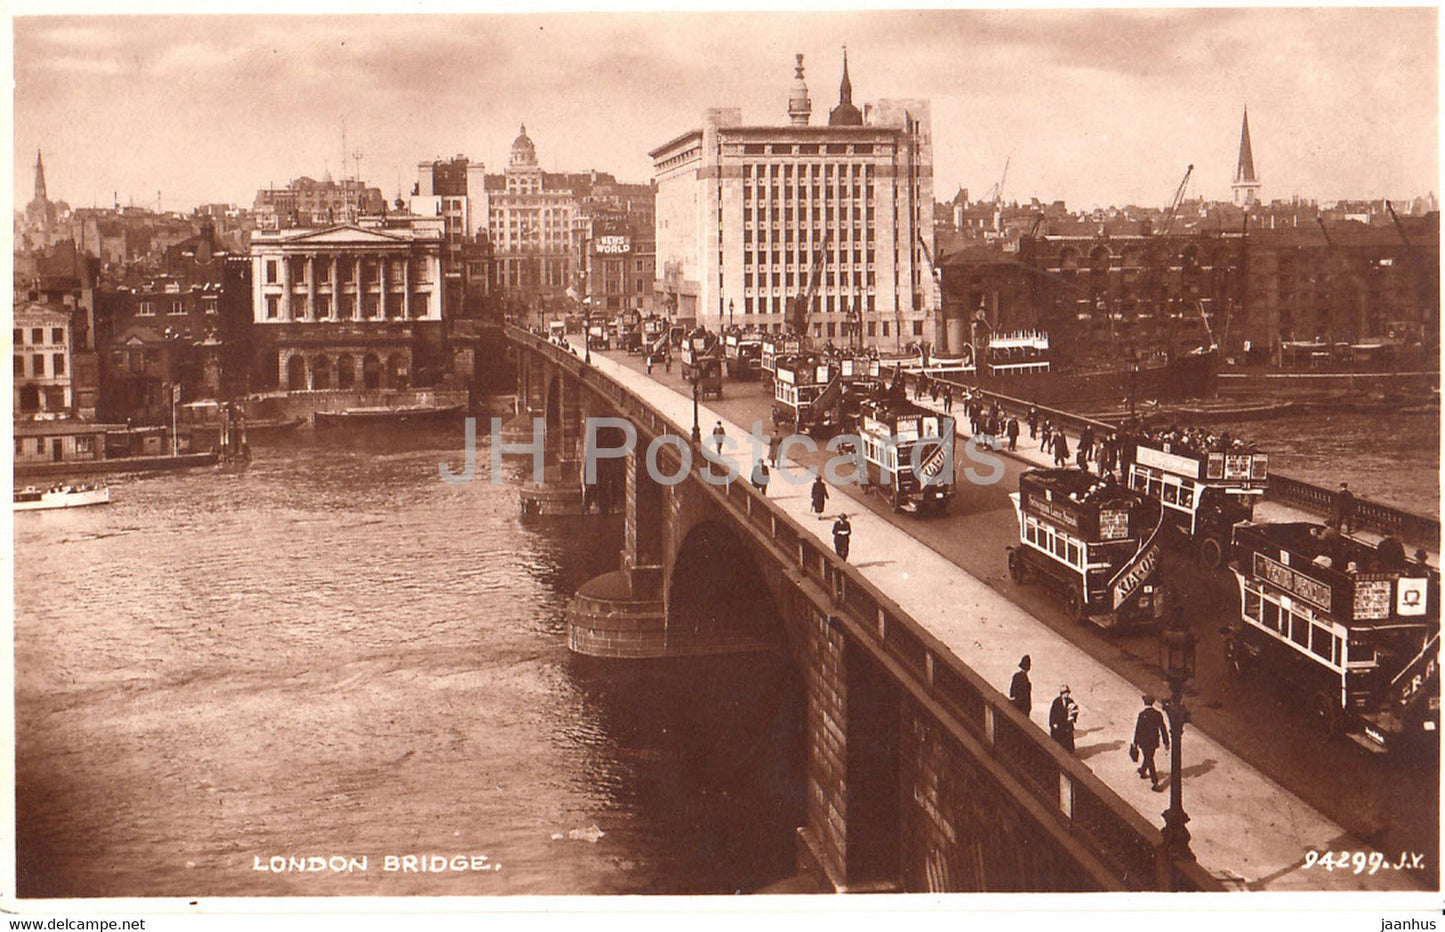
[667,518,786,653]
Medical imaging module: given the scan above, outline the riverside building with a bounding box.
[650,50,939,352]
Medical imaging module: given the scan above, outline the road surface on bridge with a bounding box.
[573,341,1436,891]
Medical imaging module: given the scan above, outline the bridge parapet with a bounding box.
[889,366,1439,550]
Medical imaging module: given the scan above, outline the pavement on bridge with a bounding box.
[568,337,1429,893]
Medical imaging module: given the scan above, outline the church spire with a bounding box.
[34,148,47,204]
[1232,107,1260,206]
[827,45,863,127]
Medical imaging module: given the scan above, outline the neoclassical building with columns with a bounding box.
[249,222,446,391]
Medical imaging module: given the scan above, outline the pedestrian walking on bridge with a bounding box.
[1009,655,1032,717]
[1131,694,1170,791]
[751,458,770,495]
[1049,685,1079,753]
[711,420,727,456]
[1333,482,1356,533]
[811,474,829,519]
[832,513,852,561]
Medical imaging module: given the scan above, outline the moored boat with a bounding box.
[14,483,111,512]
[313,404,465,428]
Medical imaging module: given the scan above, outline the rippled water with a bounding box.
[14,423,801,899]
[1238,410,1439,519]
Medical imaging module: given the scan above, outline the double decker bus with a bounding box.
[760,334,805,389]
[1124,437,1268,569]
[681,329,724,400]
[856,397,955,515]
[724,331,763,380]
[1008,469,1167,632]
[1225,522,1439,752]
[772,354,840,436]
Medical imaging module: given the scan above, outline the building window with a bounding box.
[31,328,44,345]
[265,296,279,319]
[316,295,331,318]
[53,354,65,376]
[882,322,890,337]
[913,320,924,336]
[76,436,93,455]
[318,262,331,283]
[14,356,24,378]
[170,300,186,315]
[266,260,278,284]
[13,328,22,346]
[411,294,428,318]
[51,327,64,344]
[14,437,21,455]
[139,301,155,316]
[32,354,44,377]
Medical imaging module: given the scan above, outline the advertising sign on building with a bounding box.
[596,235,631,254]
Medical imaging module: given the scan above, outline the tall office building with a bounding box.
[650,50,938,351]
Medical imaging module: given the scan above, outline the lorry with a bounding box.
[1008,468,1167,632]
[1224,522,1439,752]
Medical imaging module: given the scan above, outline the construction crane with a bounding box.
[788,235,831,335]
[986,157,1011,204]
[1159,164,1194,235]
[1385,200,1414,249]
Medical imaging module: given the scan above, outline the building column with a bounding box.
[280,252,293,320]
[403,254,412,318]
[379,255,389,320]
[330,254,339,319]
[307,253,318,321]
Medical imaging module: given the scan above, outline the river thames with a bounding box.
[13,424,803,898]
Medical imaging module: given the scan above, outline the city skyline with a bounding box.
[12,7,1440,216]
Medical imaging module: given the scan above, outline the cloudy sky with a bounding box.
[11,6,1439,214]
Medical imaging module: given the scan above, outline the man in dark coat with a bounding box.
[1049,685,1078,752]
[751,459,770,495]
[1006,417,1020,452]
[810,474,829,518]
[1333,482,1355,533]
[1009,655,1033,717]
[832,513,852,561]
[1131,694,1170,790]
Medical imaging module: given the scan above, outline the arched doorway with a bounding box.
[385,353,408,390]
[336,353,356,390]
[285,354,306,391]
[311,355,332,390]
[362,353,382,390]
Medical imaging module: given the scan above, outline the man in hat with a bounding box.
[1131,694,1170,790]
[1333,481,1355,533]
[810,473,829,519]
[1049,685,1079,752]
[832,513,852,561]
[1009,655,1033,717]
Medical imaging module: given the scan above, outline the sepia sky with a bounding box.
[10,5,1440,214]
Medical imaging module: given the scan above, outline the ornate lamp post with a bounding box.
[583,298,592,365]
[1158,602,1197,859]
[728,299,735,330]
[686,328,703,446]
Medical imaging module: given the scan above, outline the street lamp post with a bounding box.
[728,299,735,330]
[583,298,592,365]
[1158,601,1197,861]
[691,378,701,446]
[1128,344,1140,419]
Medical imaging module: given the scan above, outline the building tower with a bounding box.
[1232,107,1260,206]
[33,149,47,204]
[787,53,812,125]
[828,46,864,127]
